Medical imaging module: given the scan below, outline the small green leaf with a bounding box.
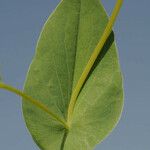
[0,71,2,82]
[0,76,2,82]
[22,0,124,150]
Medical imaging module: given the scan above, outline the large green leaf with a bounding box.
[22,0,123,149]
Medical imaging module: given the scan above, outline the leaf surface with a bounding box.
[22,0,123,149]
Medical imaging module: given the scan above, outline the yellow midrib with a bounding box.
[67,0,124,127]
[0,83,69,129]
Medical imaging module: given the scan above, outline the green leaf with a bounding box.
[22,0,124,150]
[0,73,3,82]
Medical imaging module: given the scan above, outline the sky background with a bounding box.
[0,0,149,149]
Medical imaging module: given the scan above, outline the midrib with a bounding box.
[61,0,82,149]
[69,0,82,102]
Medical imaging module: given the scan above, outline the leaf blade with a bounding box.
[23,0,81,149]
[22,0,124,149]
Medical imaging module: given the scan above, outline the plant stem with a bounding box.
[67,0,124,126]
[0,83,69,130]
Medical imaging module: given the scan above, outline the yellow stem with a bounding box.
[0,83,69,130]
[67,0,124,126]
